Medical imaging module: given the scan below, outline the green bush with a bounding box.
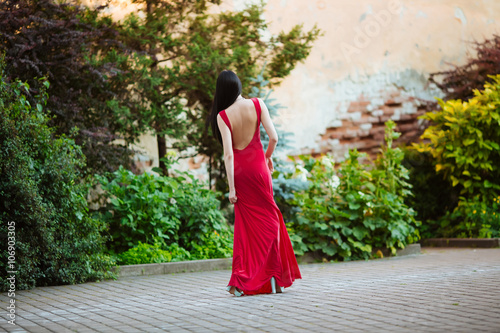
[439,195,500,238]
[402,149,459,239]
[289,121,420,260]
[0,62,114,291]
[92,166,233,258]
[411,75,500,238]
[116,242,191,265]
[189,230,233,260]
[414,76,500,199]
[117,242,172,265]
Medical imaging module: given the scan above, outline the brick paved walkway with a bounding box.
[2,248,500,333]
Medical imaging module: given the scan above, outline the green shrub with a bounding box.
[290,121,420,260]
[92,166,233,258]
[402,149,459,239]
[166,243,192,261]
[438,195,500,238]
[116,242,191,265]
[0,62,114,291]
[412,75,500,238]
[189,230,233,260]
[414,76,500,199]
[117,242,172,265]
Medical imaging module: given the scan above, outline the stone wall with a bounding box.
[308,88,429,160]
[261,0,498,160]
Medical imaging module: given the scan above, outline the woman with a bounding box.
[209,70,302,296]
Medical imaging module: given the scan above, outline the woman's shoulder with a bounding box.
[226,98,251,112]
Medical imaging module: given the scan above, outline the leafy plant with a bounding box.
[290,121,419,260]
[92,166,233,257]
[409,76,500,237]
[438,195,500,238]
[0,0,321,184]
[413,75,500,201]
[402,149,459,239]
[0,60,114,291]
[116,242,191,265]
[189,230,233,260]
[0,0,140,175]
[117,242,173,265]
[371,121,421,252]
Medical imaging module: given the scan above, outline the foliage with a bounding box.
[1,0,320,182]
[289,121,420,260]
[402,149,459,239]
[116,230,233,264]
[429,35,500,102]
[0,62,114,291]
[0,0,141,175]
[112,0,320,189]
[189,230,233,260]
[437,196,500,239]
[117,242,172,265]
[411,76,500,238]
[413,76,500,200]
[92,166,233,257]
[116,242,191,265]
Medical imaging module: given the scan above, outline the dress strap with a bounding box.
[251,97,261,124]
[219,110,232,133]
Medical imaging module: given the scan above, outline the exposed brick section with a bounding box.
[307,89,428,161]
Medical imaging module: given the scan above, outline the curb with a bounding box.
[115,244,422,278]
[114,258,232,278]
[421,238,500,248]
[395,243,421,256]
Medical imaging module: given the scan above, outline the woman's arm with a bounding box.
[217,114,237,204]
[259,98,278,172]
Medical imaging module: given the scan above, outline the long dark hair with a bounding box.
[208,70,242,145]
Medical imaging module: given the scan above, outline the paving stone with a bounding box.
[1,248,499,332]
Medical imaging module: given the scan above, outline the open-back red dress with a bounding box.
[219,97,302,295]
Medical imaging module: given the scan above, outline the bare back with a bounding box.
[223,99,259,150]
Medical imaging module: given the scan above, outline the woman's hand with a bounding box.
[229,188,238,204]
[266,156,274,173]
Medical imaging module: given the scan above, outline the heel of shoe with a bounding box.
[271,277,276,294]
[227,285,244,297]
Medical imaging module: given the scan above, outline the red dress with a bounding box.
[219,97,302,295]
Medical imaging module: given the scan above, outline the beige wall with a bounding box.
[104,0,499,175]
[257,0,499,156]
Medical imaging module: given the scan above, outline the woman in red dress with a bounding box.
[208,70,302,296]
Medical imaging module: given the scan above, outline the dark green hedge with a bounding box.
[0,62,114,291]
